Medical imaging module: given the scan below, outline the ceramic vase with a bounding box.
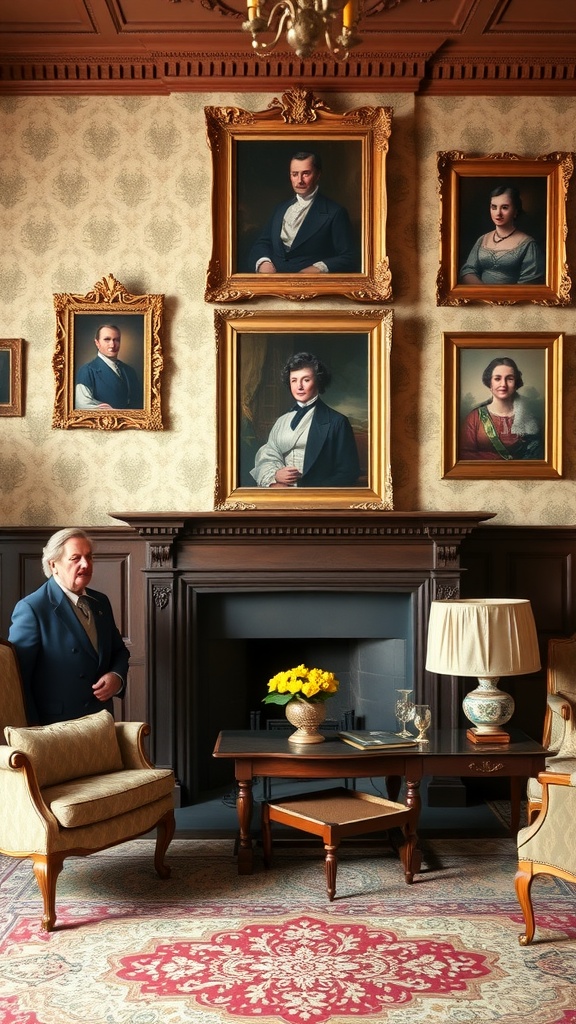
[285,699,327,744]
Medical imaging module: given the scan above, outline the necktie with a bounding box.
[290,401,317,430]
[76,596,98,650]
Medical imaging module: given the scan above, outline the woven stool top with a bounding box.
[266,787,410,827]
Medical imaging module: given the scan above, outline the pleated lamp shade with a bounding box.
[425,599,541,739]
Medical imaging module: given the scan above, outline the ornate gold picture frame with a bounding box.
[204,88,392,303]
[436,152,573,306]
[442,331,563,479]
[215,308,393,510]
[52,275,164,430]
[0,339,23,417]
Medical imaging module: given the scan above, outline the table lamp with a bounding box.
[425,598,541,744]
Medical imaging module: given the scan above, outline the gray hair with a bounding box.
[42,528,93,578]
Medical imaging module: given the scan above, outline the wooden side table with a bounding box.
[261,786,419,899]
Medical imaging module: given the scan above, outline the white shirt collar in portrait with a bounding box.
[281,186,320,249]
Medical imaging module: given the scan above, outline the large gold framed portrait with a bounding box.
[204,88,392,303]
[442,331,563,479]
[436,152,573,306]
[52,275,164,431]
[214,308,393,510]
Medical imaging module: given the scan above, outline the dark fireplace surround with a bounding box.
[119,511,493,803]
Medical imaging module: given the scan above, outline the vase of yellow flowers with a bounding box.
[263,664,339,744]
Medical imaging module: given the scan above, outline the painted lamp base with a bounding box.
[462,676,515,742]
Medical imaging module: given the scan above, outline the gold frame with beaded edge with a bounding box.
[442,331,563,479]
[52,274,164,430]
[214,308,392,510]
[436,152,573,306]
[204,87,392,303]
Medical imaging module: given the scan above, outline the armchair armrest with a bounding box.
[537,769,575,787]
[114,721,154,769]
[547,692,576,720]
[0,746,60,853]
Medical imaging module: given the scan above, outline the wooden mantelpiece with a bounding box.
[115,510,495,571]
[115,510,494,801]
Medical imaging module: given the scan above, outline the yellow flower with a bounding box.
[263,665,339,706]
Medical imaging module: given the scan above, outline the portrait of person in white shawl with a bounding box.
[459,355,543,461]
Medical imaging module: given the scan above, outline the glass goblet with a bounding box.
[413,704,432,742]
[395,688,415,738]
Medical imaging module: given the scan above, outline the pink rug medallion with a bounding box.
[115,914,498,1021]
[3,838,576,1024]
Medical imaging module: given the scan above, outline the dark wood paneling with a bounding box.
[461,526,576,742]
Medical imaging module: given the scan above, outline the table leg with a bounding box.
[402,778,422,882]
[236,778,254,874]
[324,843,339,901]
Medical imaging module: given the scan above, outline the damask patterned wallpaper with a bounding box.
[0,92,574,527]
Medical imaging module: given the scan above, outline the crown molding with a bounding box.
[2,48,576,95]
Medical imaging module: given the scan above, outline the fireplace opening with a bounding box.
[194,591,414,794]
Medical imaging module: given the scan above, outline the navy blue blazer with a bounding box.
[249,193,360,274]
[298,399,360,487]
[8,576,130,725]
[76,356,142,409]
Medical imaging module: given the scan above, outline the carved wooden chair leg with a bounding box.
[324,842,339,901]
[33,852,66,933]
[154,809,176,878]
[514,863,536,945]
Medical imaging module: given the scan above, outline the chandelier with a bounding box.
[243,0,364,60]
[168,0,429,62]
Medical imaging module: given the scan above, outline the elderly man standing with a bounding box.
[8,528,129,725]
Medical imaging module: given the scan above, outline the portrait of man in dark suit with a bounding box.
[237,141,362,275]
[73,314,144,411]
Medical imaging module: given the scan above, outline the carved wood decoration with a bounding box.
[1,0,576,94]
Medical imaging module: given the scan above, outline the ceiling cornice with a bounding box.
[1,0,576,95]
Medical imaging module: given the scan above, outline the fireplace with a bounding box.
[119,510,493,803]
[195,591,413,791]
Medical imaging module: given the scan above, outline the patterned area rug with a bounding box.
[1,836,576,1024]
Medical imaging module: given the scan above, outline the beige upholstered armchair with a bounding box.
[0,638,175,932]
[526,633,576,823]
[516,769,576,945]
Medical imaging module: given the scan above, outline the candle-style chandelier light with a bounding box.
[168,0,429,62]
[243,0,363,60]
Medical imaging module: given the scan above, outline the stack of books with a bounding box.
[338,730,419,751]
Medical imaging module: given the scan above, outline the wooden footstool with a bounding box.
[261,787,419,900]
